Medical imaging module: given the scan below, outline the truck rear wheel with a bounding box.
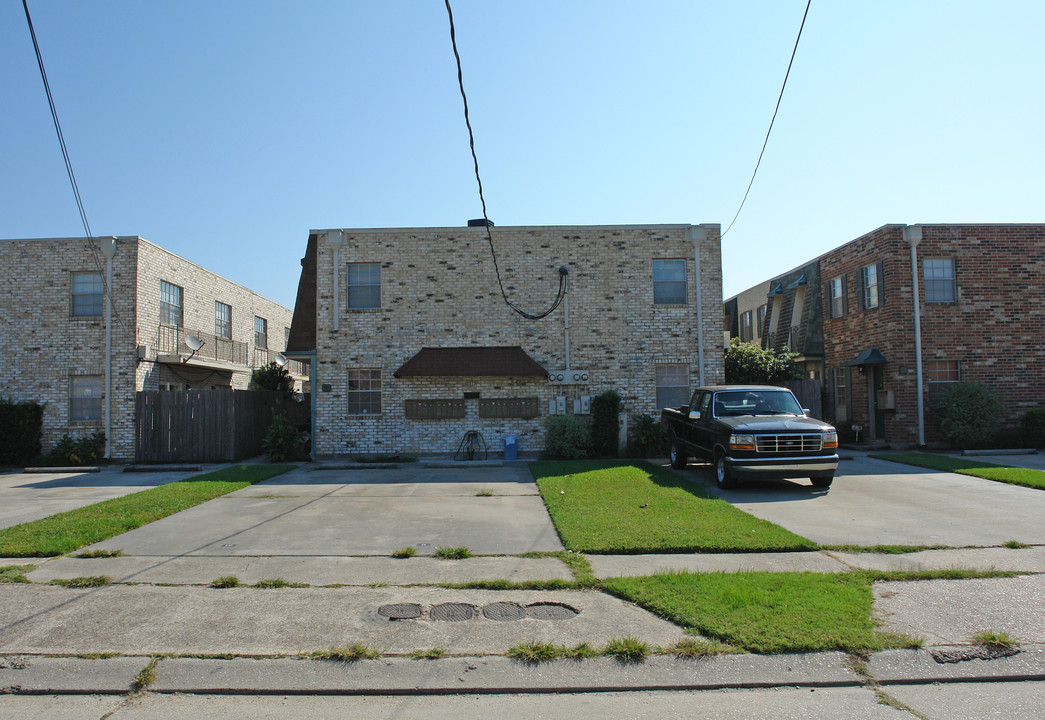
[670,437,687,469]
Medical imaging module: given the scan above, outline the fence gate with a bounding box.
[135,390,308,463]
[785,378,824,420]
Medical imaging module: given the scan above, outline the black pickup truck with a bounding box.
[661,385,839,489]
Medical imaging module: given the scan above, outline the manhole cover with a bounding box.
[526,602,579,621]
[378,603,423,620]
[482,602,526,621]
[430,603,475,622]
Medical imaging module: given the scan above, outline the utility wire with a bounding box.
[444,0,566,321]
[722,0,812,239]
[22,0,123,325]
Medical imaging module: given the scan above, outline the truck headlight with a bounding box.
[823,430,838,449]
[729,433,755,451]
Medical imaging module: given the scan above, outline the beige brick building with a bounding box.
[0,236,300,460]
[287,223,724,458]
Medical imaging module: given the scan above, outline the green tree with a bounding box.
[724,338,799,384]
[251,362,293,392]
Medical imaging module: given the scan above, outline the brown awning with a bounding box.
[394,347,548,378]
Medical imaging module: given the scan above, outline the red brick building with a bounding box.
[733,223,1045,446]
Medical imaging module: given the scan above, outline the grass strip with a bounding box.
[872,452,1045,490]
[0,564,34,583]
[602,570,922,654]
[0,464,294,557]
[530,460,815,553]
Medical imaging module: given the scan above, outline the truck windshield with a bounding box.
[713,390,804,417]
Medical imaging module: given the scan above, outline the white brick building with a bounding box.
[0,236,301,460]
[286,223,724,458]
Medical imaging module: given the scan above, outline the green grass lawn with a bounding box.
[530,460,816,553]
[872,452,1045,490]
[0,464,294,557]
[603,571,914,653]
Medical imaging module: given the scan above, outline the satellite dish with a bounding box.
[182,335,205,362]
[273,353,288,367]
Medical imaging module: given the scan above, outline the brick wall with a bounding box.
[311,224,723,457]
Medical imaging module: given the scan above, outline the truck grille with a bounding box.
[755,433,822,453]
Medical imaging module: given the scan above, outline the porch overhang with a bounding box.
[394,346,547,378]
[842,348,887,367]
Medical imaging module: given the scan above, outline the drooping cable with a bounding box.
[443,0,566,320]
[721,0,812,239]
[22,0,123,325]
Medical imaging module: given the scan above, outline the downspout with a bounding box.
[562,270,571,371]
[904,225,926,446]
[100,237,117,460]
[330,230,345,331]
[688,226,707,385]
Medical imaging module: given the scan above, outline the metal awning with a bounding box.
[394,346,547,378]
[842,348,887,367]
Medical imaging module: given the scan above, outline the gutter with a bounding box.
[903,225,926,446]
[329,230,345,331]
[688,226,707,385]
[100,237,116,460]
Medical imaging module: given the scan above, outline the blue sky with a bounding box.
[3,1,1042,308]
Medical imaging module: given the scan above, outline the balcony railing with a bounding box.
[156,325,248,366]
[253,347,309,377]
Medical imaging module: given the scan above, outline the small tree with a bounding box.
[590,390,622,457]
[724,338,799,385]
[251,362,293,392]
[934,382,1002,449]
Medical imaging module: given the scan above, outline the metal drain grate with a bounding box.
[430,602,475,622]
[526,602,579,621]
[378,603,423,620]
[482,602,527,621]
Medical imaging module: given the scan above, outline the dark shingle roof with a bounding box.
[394,347,547,378]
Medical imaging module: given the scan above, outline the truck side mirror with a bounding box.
[688,410,701,420]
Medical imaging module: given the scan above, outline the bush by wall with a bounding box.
[543,416,592,459]
[934,382,1002,449]
[48,431,106,466]
[263,412,307,462]
[1020,409,1045,448]
[0,398,43,466]
[627,413,662,457]
[590,390,622,457]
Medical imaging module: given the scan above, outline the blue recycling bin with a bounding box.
[503,436,518,461]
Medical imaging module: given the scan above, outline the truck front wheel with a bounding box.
[714,450,738,489]
[670,437,688,469]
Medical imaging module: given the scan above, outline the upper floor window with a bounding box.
[71,272,103,318]
[347,263,381,309]
[924,258,956,303]
[215,301,232,339]
[348,368,382,415]
[756,304,767,338]
[160,280,183,326]
[70,375,103,422]
[652,259,687,305]
[826,276,847,318]
[254,316,268,349]
[655,364,690,410]
[739,310,754,342]
[859,262,884,310]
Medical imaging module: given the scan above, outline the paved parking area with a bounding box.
[0,467,207,530]
[672,453,1045,547]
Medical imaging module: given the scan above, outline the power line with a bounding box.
[21,0,123,325]
[443,0,566,321]
[722,0,812,239]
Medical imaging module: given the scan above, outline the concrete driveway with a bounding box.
[0,467,206,530]
[673,453,1045,547]
[84,463,563,557]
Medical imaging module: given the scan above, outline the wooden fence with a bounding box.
[135,390,310,463]
[784,378,824,419]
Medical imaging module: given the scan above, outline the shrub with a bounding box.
[251,362,293,392]
[543,416,591,459]
[628,413,662,457]
[724,338,799,384]
[0,397,44,466]
[262,412,304,462]
[934,383,1002,449]
[1020,409,1045,448]
[49,431,106,466]
[590,390,622,457]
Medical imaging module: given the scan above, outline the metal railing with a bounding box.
[156,325,248,366]
[253,347,309,377]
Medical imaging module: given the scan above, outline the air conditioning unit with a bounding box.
[876,389,895,410]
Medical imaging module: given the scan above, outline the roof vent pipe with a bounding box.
[467,218,495,227]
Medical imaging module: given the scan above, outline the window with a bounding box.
[284,327,291,346]
[254,316,267,349]
[215,301,232,339]
[655,364,690,410]
[832,368,848,423]
[71,272,103,318]
[756,304,767,339]
[924,258,956,303]
[160,281,183,326]
[826,276,847,319]
[859,262,884,310]
[927,360,960,403]
[70,375,103,422]
[739,310,754,342]
[652,259,687,305]
[348,369,382,415]
[347,263,381,309]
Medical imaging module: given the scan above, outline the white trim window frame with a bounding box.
[654,363,690,410]
[254,316,268,349]
[652,259,687,305]
[160,280,183,327]
[215,301,232,339]
[926,359,960,404]
[739,310,754,342]
[924,257,956,303]
[348,368,382,415]
[71,272,104,318]
[347,263,381,310]
[70,375,103,422]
